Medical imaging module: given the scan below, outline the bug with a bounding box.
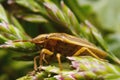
[15,33,107,70]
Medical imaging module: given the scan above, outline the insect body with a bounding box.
[14,33,107,70]
[32,33,107,57]
[30,33,107,70]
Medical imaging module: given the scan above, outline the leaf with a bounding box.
[15,0,46,14]
[17,56,120,80]
[0,4,9,22]
[67,56,120,74]
[9,15,25,33]
[0,34,8,43]
[17,72,49,80]
[44,1,67,26]
[17,14,48,23]
[106,33,120,58]
[61,1,81,36]
[104,74,120,80]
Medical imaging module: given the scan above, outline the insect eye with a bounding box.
[45,35,48,39]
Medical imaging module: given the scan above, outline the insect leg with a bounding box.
[56,53,62,70]
[39,48,53,70]
[40,48,54,55]
[42,54,48,64]
[39,49,63,71]
[33,56,39,71]
[73,47,101,59]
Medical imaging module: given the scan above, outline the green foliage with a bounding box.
[77,0,120,32]
[17,56,120,80]
[0,0,120,80]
